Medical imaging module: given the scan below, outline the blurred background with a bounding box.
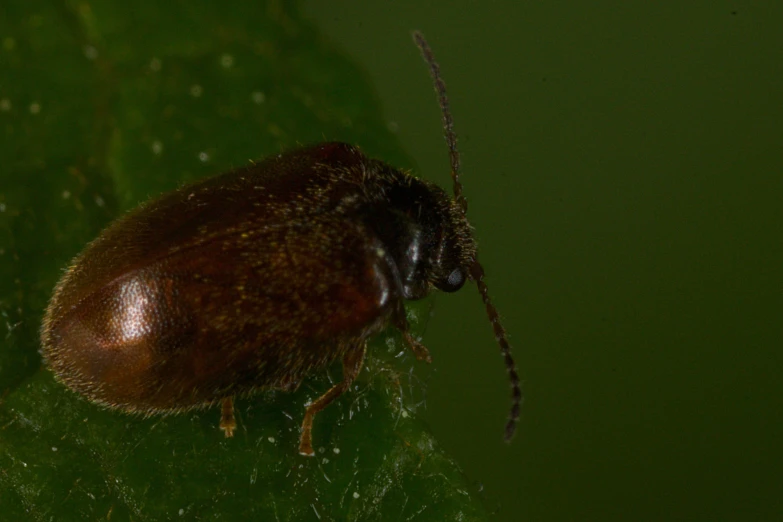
[303,1,783,520]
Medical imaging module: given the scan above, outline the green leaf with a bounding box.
[0,1,488,520]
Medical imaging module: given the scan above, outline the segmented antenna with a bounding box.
[412,31,522,442]
[412,31,467,215]
[471,262,521,441]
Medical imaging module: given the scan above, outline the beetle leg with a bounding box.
[394,306,432,363]
[220,396,236,438]
[299,341,367,456]
[401,331,432,363]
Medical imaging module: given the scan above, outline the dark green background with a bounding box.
[304,1,783,521]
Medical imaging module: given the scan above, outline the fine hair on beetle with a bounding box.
[40,31,521,456]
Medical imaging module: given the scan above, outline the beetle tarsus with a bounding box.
[394,305,432,363]
[402,331,432,363]
[220,397,236,438]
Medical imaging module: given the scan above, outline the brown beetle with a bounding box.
[40,32,520,456]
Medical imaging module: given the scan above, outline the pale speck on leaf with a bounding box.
[198,151,210,162]
[220,54,234,68]
[83,45,98,60]
[29,102,41,114]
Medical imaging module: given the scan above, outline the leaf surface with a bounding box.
[0,2,488,520]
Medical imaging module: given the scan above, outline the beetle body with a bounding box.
[42,143,475,452]
[41,33,521,455]
[42,142,473,412]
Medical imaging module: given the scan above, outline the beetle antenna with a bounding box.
[412,31,467,215]
[470,261,521,441]
[414,31,521,442]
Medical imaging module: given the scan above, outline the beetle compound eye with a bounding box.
[442,268,465,292]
